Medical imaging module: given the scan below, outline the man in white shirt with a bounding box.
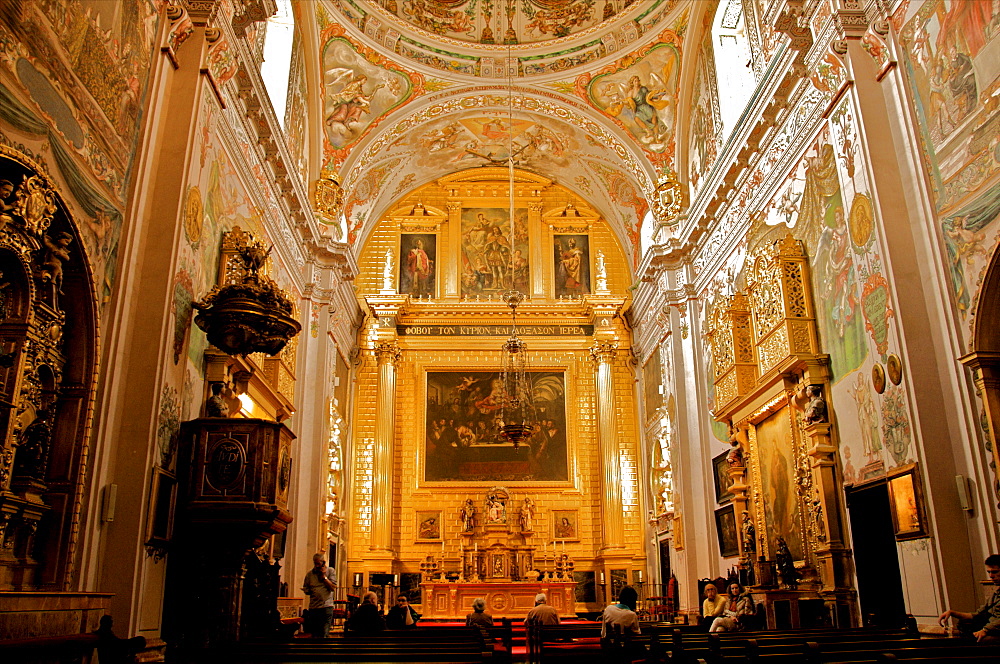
[301,553,337,637]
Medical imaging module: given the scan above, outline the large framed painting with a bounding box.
[399,233,436,297]
[425,370,567,482]
[460,208,529,297]
[553,234,590,297]
[714,504,739,558]
[753,404,803,560]
[713,451,734,504]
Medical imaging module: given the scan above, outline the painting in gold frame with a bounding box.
[887,463,926,540]
[752,403,804,560]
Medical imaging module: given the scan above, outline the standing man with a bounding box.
[301,553,337,638]
[939,554,1000,642]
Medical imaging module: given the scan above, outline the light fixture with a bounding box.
[496,43,535,449]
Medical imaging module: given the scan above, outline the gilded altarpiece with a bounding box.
[346,169,643,613]
[709,235,856,628]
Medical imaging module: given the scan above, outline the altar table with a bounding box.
[419,580,577,620]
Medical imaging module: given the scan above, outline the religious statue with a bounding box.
[595,249,608,291]
[0,178,17,225]
[205,382,230,417]
[460,498,476,532]
[519,496,535,532]
[802,385,828,425]
[741,511,756,556]
[13,409,53,482]
[382,247,395,292]
[726,445,744,467]
[39,231,73,293]
[775,536,800,589]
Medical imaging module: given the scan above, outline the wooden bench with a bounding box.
[0,633,99,664]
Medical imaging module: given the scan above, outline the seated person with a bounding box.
[385,594,419,629]
[525,593,560,625]
[939,554,1000,642]
[94,615,146,664]
[601,585,641,639]
[346,591,385,633]
[710,582,754,632]
[700,583,727,628]
[466,597,494,628]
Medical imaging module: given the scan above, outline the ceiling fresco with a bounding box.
[302,0,706,272]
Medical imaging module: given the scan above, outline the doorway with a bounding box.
[846,481,906,627]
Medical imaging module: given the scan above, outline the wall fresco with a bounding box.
[896,0,1000,331]
[323,37,413,150]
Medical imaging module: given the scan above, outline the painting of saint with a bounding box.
[754,406,803,560]
[460,208,528,298]
[416,512,440,540]
[425,371,567,482]
[322,38,411,149]
[399,234,436,297]
[553,511,577,540]
[553,235,590,297]
[588,43,680,153]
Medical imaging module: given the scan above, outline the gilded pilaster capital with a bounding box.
[446,202,462,212]
[374,342,401,365]
[528,201,543,212]
[589,341,619,365]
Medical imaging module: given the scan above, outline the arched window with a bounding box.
[712,0,756,141]
[261,0,294,126]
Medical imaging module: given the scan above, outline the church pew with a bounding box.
[0,633,98,664]
[525,622,605,662]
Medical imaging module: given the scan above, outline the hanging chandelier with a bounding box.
[496,46,535,449]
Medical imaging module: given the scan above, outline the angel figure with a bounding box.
[39,231,73,293]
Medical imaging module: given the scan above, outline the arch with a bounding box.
[0,147,99,590]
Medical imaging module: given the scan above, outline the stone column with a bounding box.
[592,341,624,551]
[371,341,401,553]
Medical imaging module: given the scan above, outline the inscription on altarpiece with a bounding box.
[399,324,592,337]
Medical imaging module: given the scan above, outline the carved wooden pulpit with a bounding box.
[165,418,294,650]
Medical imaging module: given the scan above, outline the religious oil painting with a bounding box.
[399,234,436,297]
[754,405,803,560]
[424,371,567,482]
[714,504,739,558]
[887,464,926,540]
[460,208,529,298]
[553,234,590,298]
[713,451,734,504]
[553,510,578,541]
[416,511,441,541]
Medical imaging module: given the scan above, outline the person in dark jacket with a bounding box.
[385,594,420,628]
[466,597,493,628]
[346,592,385,633]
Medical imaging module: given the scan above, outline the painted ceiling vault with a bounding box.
[296,0,710,266]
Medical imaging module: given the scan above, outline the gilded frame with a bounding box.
[886,463,927,540]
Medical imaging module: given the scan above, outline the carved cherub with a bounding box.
[39,231,73,292]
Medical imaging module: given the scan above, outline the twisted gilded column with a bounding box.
[592,341,624,550]
[371,341,401,552]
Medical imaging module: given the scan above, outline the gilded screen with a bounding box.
[425,371,567,482]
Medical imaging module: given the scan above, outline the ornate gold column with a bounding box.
[445,201,462,300]
[960,351,1000,506]
[528,201,544,298]
[592,341,624,551]
[371,341,401,553]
